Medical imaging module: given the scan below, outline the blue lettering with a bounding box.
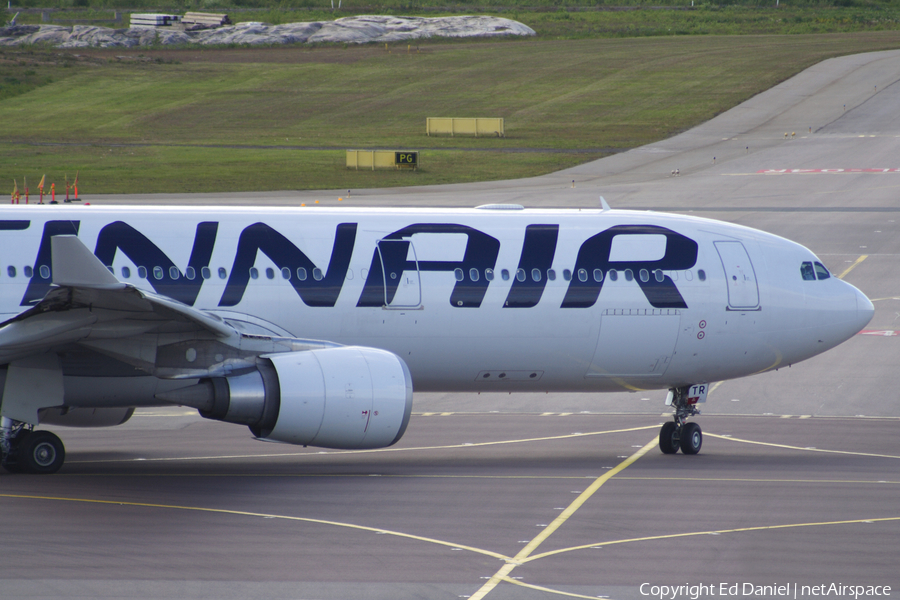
[504,224,558,308]
[357,224,500,308]
[0,221,30,231]
[95,221,218,306]
[219,223,356,308]
[561,225,697,309]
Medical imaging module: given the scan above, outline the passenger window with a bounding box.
[266,268,275,280]
[501,269,510,281]
[153,266,163,280]
[578,269,588,282]
[814,262,831,280]
[516,268,526,282]
[201,267,211,280]
[468,268,478,282]
[485,268,494,281]
[121,266,131,278]
[297,267,307,281]
[698,269,706,281]
[24,266,33,278]
[138,266,148,279]
[639,269,649,283]
[454,268,464,281]
[281,267,291,280]
[313,268,324,281]
[654,269,665,282]
[624,269,634,282]
[608,269,618,281]
[800,262,815,281]
[185,266,196,280]
[40,265,50,279]
[6,266,15,278]
[531,268,541,282]
[169,266,180,280]
[563,269,572,281]
[547,269,556,281]
[345,269,354,280]
[250,268,259,280]
[218,267,227,280]
[592,268,603,282]
[684,270,693,281]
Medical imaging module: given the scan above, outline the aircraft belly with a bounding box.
[669,308,777,383]
[336,325,600,393]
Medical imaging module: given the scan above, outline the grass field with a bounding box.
[3,30,900,194]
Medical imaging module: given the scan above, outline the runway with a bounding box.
[3,49,900,599]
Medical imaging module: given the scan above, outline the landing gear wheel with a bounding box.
[680,422,702,455]
[659,421,680,454]
[20,431,65,474]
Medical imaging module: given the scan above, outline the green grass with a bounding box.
[521,5,900,37]
[3,30,900,194]
[0,143,605,193]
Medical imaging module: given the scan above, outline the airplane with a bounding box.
[0,201,874,474]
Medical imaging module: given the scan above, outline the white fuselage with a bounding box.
[0,204,872,407]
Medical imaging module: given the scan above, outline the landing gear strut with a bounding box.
[1,417,65,474]
[659,386,702,455]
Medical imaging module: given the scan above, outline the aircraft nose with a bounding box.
[855,285,875,332]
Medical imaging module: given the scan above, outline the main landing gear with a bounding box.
[659,386,702,455]
[1,417,66,475]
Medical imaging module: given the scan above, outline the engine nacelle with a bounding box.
[158,347,413,450]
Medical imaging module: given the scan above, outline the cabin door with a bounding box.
[715,241,760,310]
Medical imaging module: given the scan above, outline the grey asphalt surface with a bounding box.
[3,49,900,600]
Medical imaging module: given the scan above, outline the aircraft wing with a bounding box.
[0,236,330,379]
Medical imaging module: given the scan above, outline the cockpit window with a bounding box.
[814,262,831,280]
[800,262,815,280]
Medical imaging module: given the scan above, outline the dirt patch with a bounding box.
[0,48,106,67]
[66,37,525,65]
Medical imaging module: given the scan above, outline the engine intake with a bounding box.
[157,347,413,450]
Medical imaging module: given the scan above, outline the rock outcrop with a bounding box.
[0,15,535,48]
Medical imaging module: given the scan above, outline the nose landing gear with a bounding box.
[659,386,703,455]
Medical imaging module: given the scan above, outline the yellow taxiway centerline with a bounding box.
[837,255,867,279]
[707,433,900,459]
[0,492,509,561]
[68,425,659,464]
[524,516,900,563]
[498,576,604,599]
[468,437,659,600]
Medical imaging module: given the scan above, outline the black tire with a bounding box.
[680,422,702,455]
[659,421,679,454]
[20,430,65,475]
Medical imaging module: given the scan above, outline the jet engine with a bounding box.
[156,346,413,449]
